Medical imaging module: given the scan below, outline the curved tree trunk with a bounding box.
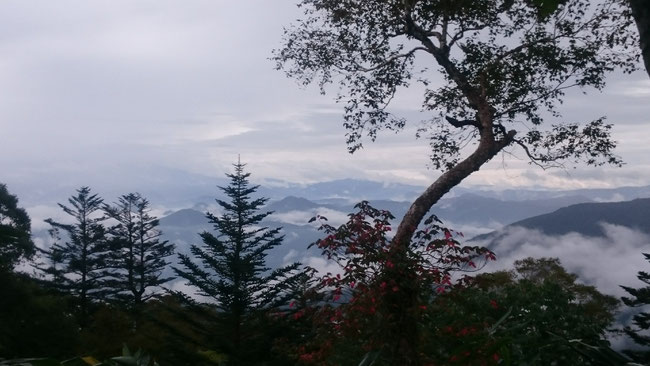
[392,131,515,247]
[630,0,650,77]
[380,11,519,365]
[386,114,515,365]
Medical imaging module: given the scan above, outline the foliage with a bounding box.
[274,0,638,169]
[0,183,35,271]
[620,252,650,363]
[629,0,650,77]
[286,202,494,365]
[80,295,213,366]
[533,0,650,78]
[426,257,620,365]
[173,161,300,365]
[104,193,175,319]
[0,271,78,360]
[274,6,641,336]
[38,187,110,327]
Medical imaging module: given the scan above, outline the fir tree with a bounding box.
[621,252,650,363]
[174,161,300,365]
[40,186,110,327]
[104,193,175,324]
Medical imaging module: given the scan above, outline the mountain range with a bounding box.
[28,179,650,299]
[156,189,650,274]
[473,198,650,243]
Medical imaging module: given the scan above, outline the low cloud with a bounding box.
[477,223,650,298]
[300,256,342,277]
[26,205,69,231]
[443,220,503,240]
[270,208,350,227]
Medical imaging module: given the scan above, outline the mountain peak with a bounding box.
[159,208,209,227]
[265,196,320,213]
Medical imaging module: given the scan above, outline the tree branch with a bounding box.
[350,47,428,72]
[445,116,482,130]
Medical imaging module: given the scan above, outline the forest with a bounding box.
[1,164,648,366]
[1,0,650,365]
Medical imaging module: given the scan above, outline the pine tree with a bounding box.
[104,193,175,324]
[621,252,650,363]
[174,161,300,365]
[40,187,110,327]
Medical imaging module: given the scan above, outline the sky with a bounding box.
[1,1,650,206]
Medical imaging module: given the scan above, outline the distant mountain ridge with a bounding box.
[472,198,650,242]
[265,196,334,213]
[158,193,638,269]
[159,208,210,227]
[454,184,650,202]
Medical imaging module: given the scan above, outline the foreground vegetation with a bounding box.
[2,169,649,365]
[2,1,650,364]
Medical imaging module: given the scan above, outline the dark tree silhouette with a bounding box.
[174,161,300,365]
[104,192,175,325]
[621,253,650,363]
[39,187,110,327]
[629,0,650,76]
[0,183,34,271]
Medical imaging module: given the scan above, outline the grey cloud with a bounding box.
[0,1,649,202]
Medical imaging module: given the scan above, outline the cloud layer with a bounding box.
[478,223,650,298]
[0,1,649,203]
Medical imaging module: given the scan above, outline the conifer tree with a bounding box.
[104,193,175,323]
[40,187,110,327]
[0,183,34,272]
[621,252,650,363]
[174,161,300,365]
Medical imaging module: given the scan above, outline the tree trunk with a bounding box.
[381,13,520,365]
[630,0,650,77]
[384,129,514,365]
[392,131,515,247]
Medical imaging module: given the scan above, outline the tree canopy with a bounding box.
[274,0,640,246]
[422,257,621,365]
[39,187,111,327]
[174,161,300,365]
[0,183,35,271]
[104,193,175,322]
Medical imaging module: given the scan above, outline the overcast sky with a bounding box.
[1,1,650,204]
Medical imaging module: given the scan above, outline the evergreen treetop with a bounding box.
[104,193,175,315]
[40,186,110,327]
[173,161,300,364]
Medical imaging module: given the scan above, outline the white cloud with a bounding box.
[611,79,650,98]
[301,256,342,277]
[443,220,503,240]
[270,208,350,227]
[478,223,650,298]
[26,205,68,231]
[283,249,299,264]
